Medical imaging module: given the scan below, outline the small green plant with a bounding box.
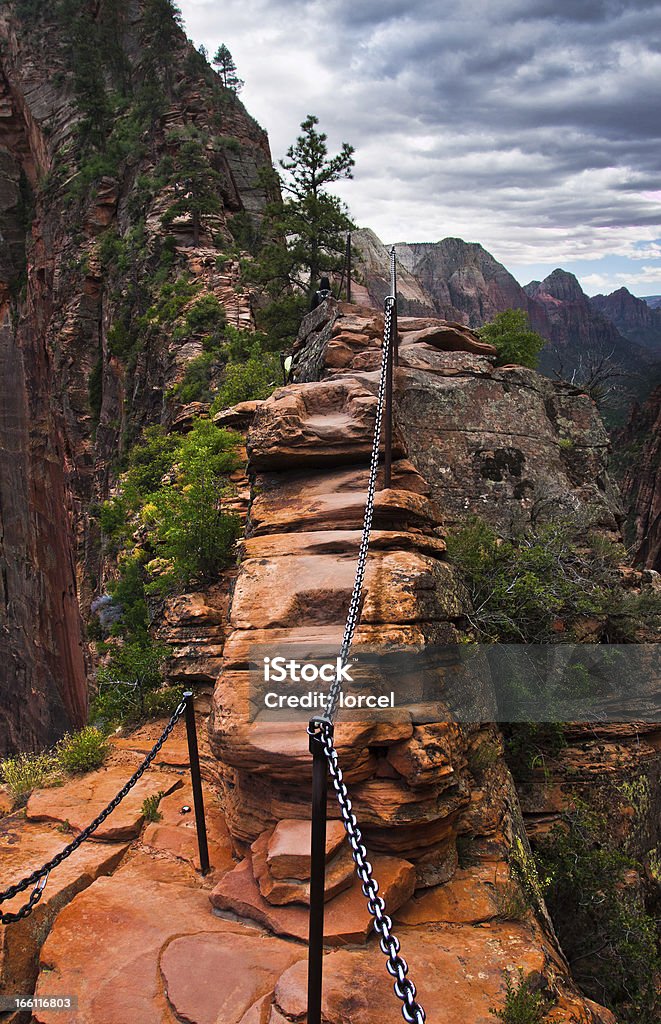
[143,686,185,718]
[142,791,165,823]
[56,727,110,774]
[478,309,545,369]
[490,969,552,1023]
[1,752,57,805]
[494,881,530,921]
[535,800,661,1022]
[468,737,500,774]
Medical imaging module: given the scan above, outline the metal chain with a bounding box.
[0,699,188,924]
[317,722,425,1024]
[326,295,395,721]
[318,285,427,1023]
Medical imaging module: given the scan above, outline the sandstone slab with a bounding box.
[210,853,415,944]
[271,922,549,1024]
[26,768,183,840]
[31,854,237,1024]
[0,818,129,998]
[160,930,304,1024]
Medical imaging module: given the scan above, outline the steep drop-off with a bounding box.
[0,0,273,753]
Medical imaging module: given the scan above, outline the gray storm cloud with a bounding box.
[180,0,661,286]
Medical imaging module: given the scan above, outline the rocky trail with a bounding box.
[0,303,621,1024]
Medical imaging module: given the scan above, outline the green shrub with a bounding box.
[172,351,217,404]
[490,969,552,1023]
[93,638,170,726]
[211,355,279,410]
[535,801,660,1022]
[56,727,110,774]
[478,309,545,369]
[143,686,185,718]
[142,791,165,822]
[446,516,661,644]
[1,752,56,804]
[183,294,226,335]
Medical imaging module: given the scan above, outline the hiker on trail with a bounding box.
[311,277,332,310]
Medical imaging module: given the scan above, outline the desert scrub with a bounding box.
[490,969,552,1023]
[1,752,57,805]
[447,515,661,643]
[143,686,185,719]
[56,727,110,774]
[93,638,170,727]
[142,791,165,823]
[535,800,661,1023]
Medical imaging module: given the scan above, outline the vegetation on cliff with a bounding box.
[536,798,661,1023]
[447,516,661,644]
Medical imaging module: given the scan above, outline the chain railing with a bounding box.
[0,691,209,925]
[307,254,426,1024]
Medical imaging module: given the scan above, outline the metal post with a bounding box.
[183,691,210,875]
[390,245,399,368]
[383,303,394,489]
[307,717,331,1024]
[346,232,352,304]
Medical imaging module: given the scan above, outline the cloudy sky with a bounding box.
[179,0,661,296]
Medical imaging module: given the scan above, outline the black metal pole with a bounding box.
[307,717,331,1024]
[346,232,352,304]
[183,691,210,875]
[384,307,393,489]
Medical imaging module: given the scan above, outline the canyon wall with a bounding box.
[0,0,273,753]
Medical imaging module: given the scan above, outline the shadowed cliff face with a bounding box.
[0,0,274,753]
[619,383,661,570]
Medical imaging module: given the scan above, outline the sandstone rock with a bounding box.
[251,825,354,905]
[31,854,237,1024]
[266,818,346,878]
[0,819,129,998]
[248,378,404,469]
[386,723,464,787]
[141,782,236,876]
[26,769,183,840]
[213,400,264,430]
[160,931,304,1024]
[271,922,549,1024]
[395,867,497,924]
[210,853,415,943]
[400,322,496,355]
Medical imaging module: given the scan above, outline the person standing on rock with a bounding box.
[310,276,333,309]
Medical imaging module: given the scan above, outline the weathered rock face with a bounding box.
[618,383,661,569]
[200,300,616,1021]
[292,299,622,535]
[0,1,273,752]
[395,236,532,326]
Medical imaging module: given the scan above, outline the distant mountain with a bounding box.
[352,232,650,382]
[393,237,530,326]
[525,270,645,377]
[642,295,661,309]
[590,287,661,353]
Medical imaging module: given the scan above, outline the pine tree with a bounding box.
[213,44,244,92]
[161,139,223,246]
[256,114,355,297]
